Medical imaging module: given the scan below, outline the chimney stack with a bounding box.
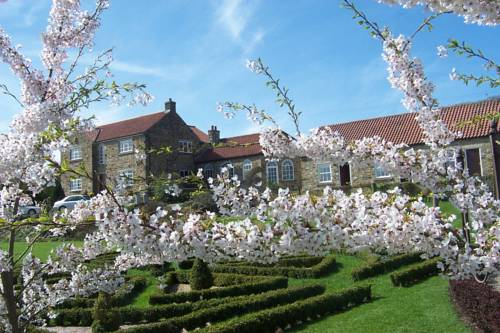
[208,125,220,144]
[164,98,176,113]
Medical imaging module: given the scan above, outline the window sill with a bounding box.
[70,189,82,192]
[119,151,134,156]
[318,180,332,184]
[70,158,83,162]
[375,175,392,180]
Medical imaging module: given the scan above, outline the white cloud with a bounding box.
[0,0,47,27]
[214,0,265,53]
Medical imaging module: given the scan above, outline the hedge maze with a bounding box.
[42,252,444,332]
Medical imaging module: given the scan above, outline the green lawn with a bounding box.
[1,240,470,332]
[0,241,82,261]
[288,254,470,333]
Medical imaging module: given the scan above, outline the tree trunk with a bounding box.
[2,228,20,333]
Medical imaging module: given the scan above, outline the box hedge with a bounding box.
[212,255,336,278]
[118,284,325,333]
[162,271,275,289]
[390,258,441,287]
[52,276,147,325]
[150,276,288,305]
[196,284,372,333]
[351,252,423,281]
[223,256,323,268]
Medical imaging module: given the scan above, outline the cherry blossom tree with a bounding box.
[0,1,498,332]
[0,1,152,332]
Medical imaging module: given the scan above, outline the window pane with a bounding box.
[317,163,331,183]
[282,160,294,181]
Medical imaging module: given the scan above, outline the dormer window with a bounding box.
[119,138,133,154]
[69,146,82,161]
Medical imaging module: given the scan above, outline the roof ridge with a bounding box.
[97,111,164,128]
[324,98,500,128]
[222,133,260,140]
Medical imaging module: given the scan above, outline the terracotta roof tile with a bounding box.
[196,133,262,162]
[325,98,500,145]
[189,126,209,142]
[95,112,165,142]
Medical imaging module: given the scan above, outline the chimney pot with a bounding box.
[208,125,220,144]
[165,98,176,113]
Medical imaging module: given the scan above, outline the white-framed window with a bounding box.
[374,161,391,179]
[444,149,457,171]
[98,144,106,165]
[317,163,332,183]
[204,164,214,179]
[178,140,193,153]
[119,138,134,154]
[266,160,278,184]
[243,159,252,179]
[221,163,234,178]
[69,178,82,192]
[119,169,134,187]
[465,147,482,176]
[69,146,82,161]
[282,159,294,181]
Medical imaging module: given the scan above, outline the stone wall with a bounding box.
[60,135,95,196]
[95,135,147,193]
[146,111,201,177]
[197,155,303,192]
[301,136,496,193]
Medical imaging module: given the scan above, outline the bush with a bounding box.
[190,258,214,290]
[178,259,194,269]
[351,253,423,281]
[196,285,372,333]
[162,271,278,290]
[390,258,441,287]
[223,255,323,268]
[118,284,325,333]
[212,255,336,278]
[449,279,500,333]
[137,263,173,276]
[92,293,121,332]
[149,276,287,305]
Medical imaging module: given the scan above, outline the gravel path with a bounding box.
[44,327,91,333]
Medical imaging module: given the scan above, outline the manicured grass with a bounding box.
[127,269,160,308]
[288,254,470,333]
[3,242,470,332]
[0,241,82,261]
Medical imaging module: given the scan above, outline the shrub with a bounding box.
[92,293,121,332]
[178,259,194,269]
[351,252,423,281]
[118,284,325,333]
[150,276,287,305]
[195,285,372,333]
[449,279,500,333]
[162,271,277,290]
[223,256,323,268]
[212,255,336,278]
[190,258,214,290]
[390,258,440,287]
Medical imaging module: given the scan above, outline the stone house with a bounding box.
[301,98,500,196]
[61,97,500,199]
[194,127,303,191]
[61,99,208,196]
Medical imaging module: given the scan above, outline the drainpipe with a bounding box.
[489,119,500,200]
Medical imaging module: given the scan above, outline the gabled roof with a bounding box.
[189,126,209,143]
[95,112,165,142]
[325,98,500,145]
[195,133,262,162]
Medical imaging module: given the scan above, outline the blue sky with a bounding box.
[0,0,498,137]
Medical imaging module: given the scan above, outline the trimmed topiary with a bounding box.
[190,258,214,290]
[92,292,121,332]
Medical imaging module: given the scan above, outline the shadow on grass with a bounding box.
[288,297,377,332]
